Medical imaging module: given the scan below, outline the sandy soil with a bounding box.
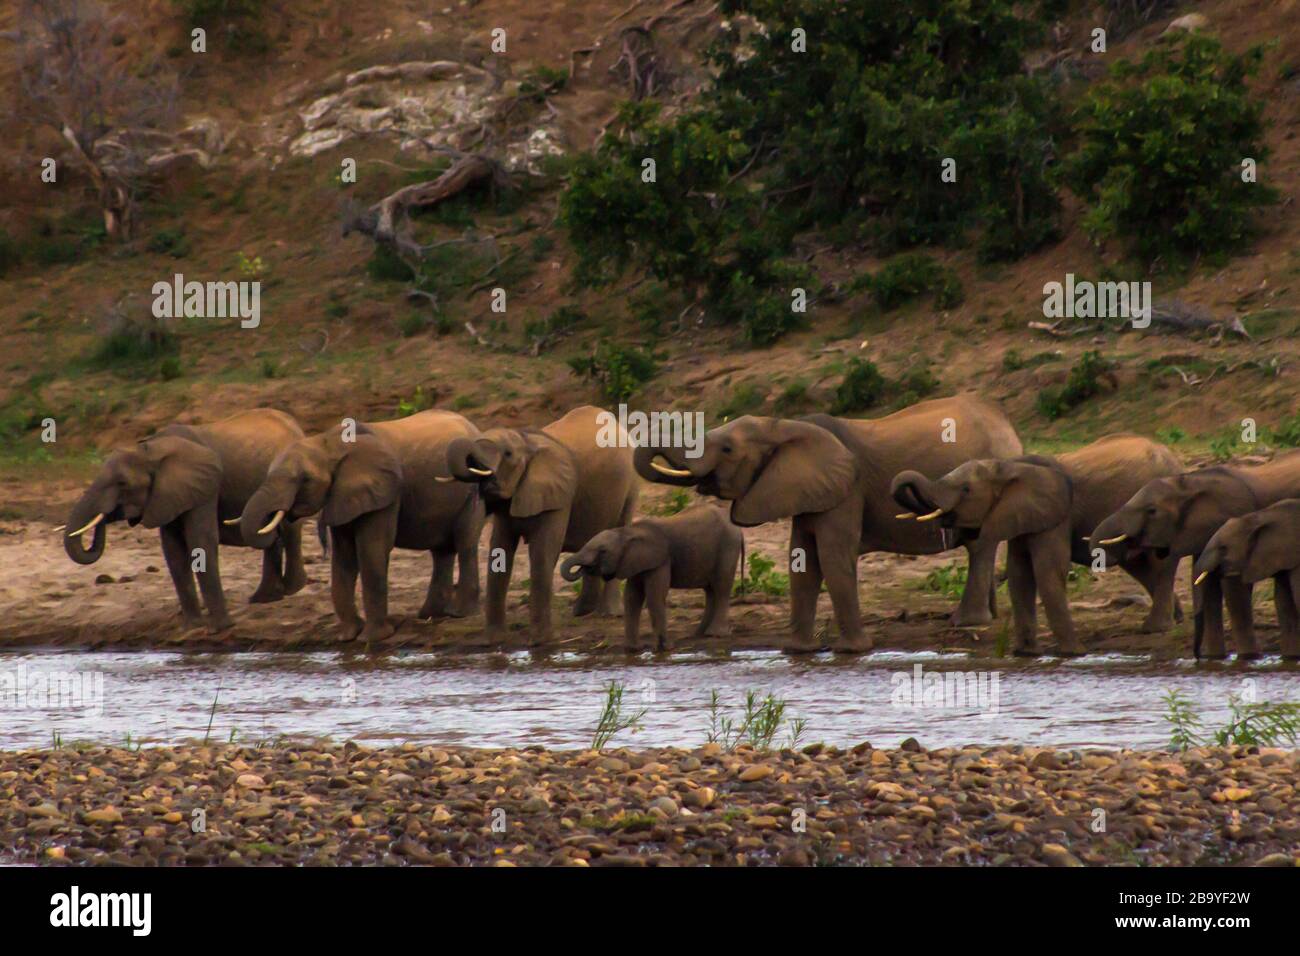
[2,482,1292,659]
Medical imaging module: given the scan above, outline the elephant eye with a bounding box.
[721,444,733,456]
[1146,506,1157,516]
[962,484,971,494]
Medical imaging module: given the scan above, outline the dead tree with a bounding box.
[9,0,180,239]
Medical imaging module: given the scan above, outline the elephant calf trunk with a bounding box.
[559,555,588,583]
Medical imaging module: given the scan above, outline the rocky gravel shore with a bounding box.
[2,741,1298,866]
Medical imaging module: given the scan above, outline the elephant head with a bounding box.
[1193,504,1297,587]
[240,425,402,548]
[633,416,856,527]
[891,456,1070,541]
[443,428,576,518]
[64,435,222,564]
[1089,469,1259,560]
[560,526,668,582]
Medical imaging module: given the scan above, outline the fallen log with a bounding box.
[1146,299,1251,340]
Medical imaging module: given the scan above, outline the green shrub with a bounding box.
[0,230,21,276]
[561,0,1059,344]
[90,307,179,368]
[865,254,965,311]
[568,344,657,404]
[173,0,269,53]
[366,244,414,283]
[1061,33,1277,262]
[1270,415,1300,448]
[733,553,789,597]
[1036,350,1112,420]
[831,358,888,414]
[648,488,692,517]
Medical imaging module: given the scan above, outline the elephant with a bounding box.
[1089,450,1300,659]
[443,405,639,645]
[239,409,485,646]
[634,396,1023,652]
[62,408,308,633]
[891,434,1183,655]
[1192,499,1300,660]
[560,505,743,652]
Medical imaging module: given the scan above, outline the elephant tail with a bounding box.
[317,519,330,559]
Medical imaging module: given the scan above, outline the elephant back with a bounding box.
[368,411,483,544]
[163,408,306,513]
[1060,434,1182,538]
[545,405,638,550]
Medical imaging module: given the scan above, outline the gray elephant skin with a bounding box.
[560,505,742,651]
[63,408,308,633]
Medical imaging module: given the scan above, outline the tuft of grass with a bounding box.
[707,689,807,751]
[1163,689,1300,751]
[591,680,647,750]
[733,552,789,597]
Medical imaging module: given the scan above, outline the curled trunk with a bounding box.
[633,443,698,486]
[240,486,293,550]
[63,493,109,565]
[559,554,588,582]
[891,470,957,515]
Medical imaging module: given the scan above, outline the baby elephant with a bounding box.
[1193,499,1300,660]
[560,506,743,651]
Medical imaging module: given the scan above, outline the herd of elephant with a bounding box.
[58,397,1300,660]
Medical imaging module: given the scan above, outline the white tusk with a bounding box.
[67,513,105,537]
[435,475,457,483]
[257,510,286,535]
[1194,570,1209,587]
[915,508,944,522]
[651,460,693,478]
[894,512,916,520]
[468,466,494,477]
[1098,534,1127,546]
[53,525,66,533]
[222,517,241,526]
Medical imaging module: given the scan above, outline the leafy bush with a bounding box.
[920,561,968,598]
[648,488,693,517]
[1036,350,1112,420]
[862,254,964,311]
[734,552,790,597]
[831,359,888,414]
[561,0,1060,344]
[90,302,179,368]
[1270,414,1300,448]
[568,343,657,404]
[1062,33,1277,262]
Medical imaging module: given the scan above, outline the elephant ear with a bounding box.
[140,435,222,528]
[615,527,670,579]
[321,433,403,527]
[980,459,1071,543]
[731,420,855,527]
[1241,517,1282,584]
[511,435,577,518]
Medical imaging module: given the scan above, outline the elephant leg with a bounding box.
[183,505,232,633]
[451,509,481,617]
[1006,539,1038,655]
[329,527,364,641]
[484,519,518,640]
[1124,551,1178,632]
[1197,573,1227,660]
[1030,533,1081,655]
[249,539,287,604]
[281,522,308,596]
[1273,572,1299,660]
[596,575,622,616]
[788,520,823,653]
[355,512,397,648]
[623,576,645,651]
[526,532,561,646]
[419,550,454,620]
[700,579,732,638]
[644,564,671,652]
[573,571,603,618]
[159,525,204,630]
[1223,577,1257,659]
[818,527,869,653]
[954,537,997,626]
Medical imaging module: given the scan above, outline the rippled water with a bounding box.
[0,649,1296,751]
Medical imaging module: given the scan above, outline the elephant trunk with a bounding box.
[1191,549,1222,587]
[560,554,589,583]
[240,485,295,550]
[891,470,957,518]
[1089,510,1139,553]
[633,442,702,486]
[446,437,497,483]
[63,490,111,565]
